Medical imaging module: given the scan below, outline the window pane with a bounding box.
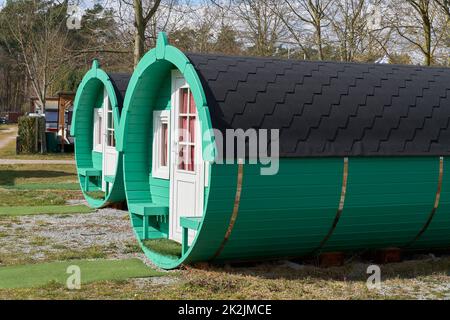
[179,116,188,141]
[45,111,58,122]
[180,89,188,113]
[107,112,113,129]
[188,146,195,172]
[189,92,196,114]
[161,123,168,167]
[178,145,187,170]
[107,130,115,147]
[98,115,102,145]
[189,117,195,142]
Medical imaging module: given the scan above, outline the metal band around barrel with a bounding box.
[405,156,444,248]
[311,157,349,254]
[210,162,244,261]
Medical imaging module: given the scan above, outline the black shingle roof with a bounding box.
[108,73,131,113]
[186,53,450,157]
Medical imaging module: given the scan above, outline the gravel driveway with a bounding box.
[0,207,154,267]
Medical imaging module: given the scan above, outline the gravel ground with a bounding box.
[0,207,156,267]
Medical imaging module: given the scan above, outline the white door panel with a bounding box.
[169,72,204,244]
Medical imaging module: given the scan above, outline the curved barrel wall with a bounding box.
[71,61,130,208]
[117,33,450,269]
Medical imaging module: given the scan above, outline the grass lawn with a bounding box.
[0,189,83,207]
[0,164,77,186]
[1,182,80,190]
[2,256,450,299]
[0,164,82,206]
[0,258,165,289]
[0,205,93,216]
[143,238,182,259]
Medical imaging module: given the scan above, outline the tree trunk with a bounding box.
[134,0,145,67]
[316,23,324,60]
[423,15,432,66]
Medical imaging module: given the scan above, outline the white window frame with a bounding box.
[93,107,103,152]
[152,110,170,179]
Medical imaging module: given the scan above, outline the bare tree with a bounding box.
[120,0,162,67]
[234,0,286,56]
[387,0,448,66]
[277,0,333,60]
[434,0,450,17]
[328,0,368,62]
[0,1,69,111]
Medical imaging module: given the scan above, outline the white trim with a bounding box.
[102,88,118,192]
[93,107,103,152]
[169,70,205,243]
[152,110,171,179]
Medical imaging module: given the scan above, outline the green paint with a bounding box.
[71,61,125,208]
[117,32,450,269]
[0,205,93,216]
[0,259,164,289]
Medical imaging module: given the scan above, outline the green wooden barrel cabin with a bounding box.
[114,33,450,269]
[71,61,130,208]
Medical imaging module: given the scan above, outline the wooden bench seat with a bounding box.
[79,167,102,191]
[180,216,202,254]
[129,202,169,239]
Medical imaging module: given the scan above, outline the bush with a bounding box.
[17,116,46,153]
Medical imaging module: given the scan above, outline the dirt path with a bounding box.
[0,128,17,151]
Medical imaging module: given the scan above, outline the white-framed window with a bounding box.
[152,110,170,179]
[93,107,103,152]
[176,87,197,173]
[105,94,115,147]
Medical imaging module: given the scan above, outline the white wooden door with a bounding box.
[170,74,204,244]
[102,89,118,192]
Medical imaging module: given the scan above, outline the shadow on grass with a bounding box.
[202,250,450,282]
[0,169,74,186]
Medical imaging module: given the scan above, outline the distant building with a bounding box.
[30,91,75,149]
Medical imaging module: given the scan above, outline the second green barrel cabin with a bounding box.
[117,33,450,269]
[71,61,130,208]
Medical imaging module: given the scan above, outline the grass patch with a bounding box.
[0,164,82,206]
[0,245,110,267]
[122,240,142,254]
[0,258,164,289]
[29,236,51,246]
[0,164,77,186]
[1,182,80,190]
[0,189,82,207]
[0,205,93,216]
[0,138,16,158]
[143,238,182,259]
[46,246,108,261]
[85,191,105,200]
